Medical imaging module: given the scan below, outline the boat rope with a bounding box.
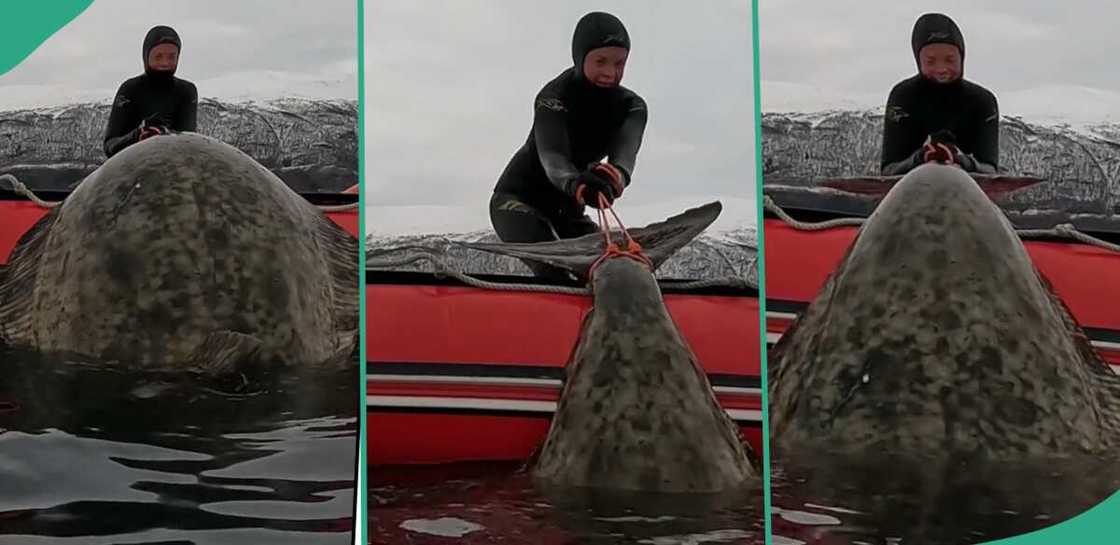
[0,174,62,209]
[764,194,1120,254]
[368,246,591,295]
[762,195,865,230]
[1016,224,1120,253]
[316,201,359,212]
[1,173,357,212]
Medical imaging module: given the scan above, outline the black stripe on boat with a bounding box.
[366,270,758,297]
[763,189,1120,242]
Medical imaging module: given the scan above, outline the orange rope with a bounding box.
[589,192,653,278]
[592,163,625,197]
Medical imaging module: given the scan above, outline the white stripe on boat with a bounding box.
[724,409,763,422]
[371,374,559,387]
[766,311,798,321]
[368,395,763,422]
[370,395,555,413]
[367,375,761,396]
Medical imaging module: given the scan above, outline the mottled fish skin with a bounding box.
[532,256,758,493]
[0,133,358,371]
[769,163,1120,460]
[467,202,758,492]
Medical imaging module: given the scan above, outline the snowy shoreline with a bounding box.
[0,97,358,193]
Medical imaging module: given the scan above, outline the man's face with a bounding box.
[148,43,179,72]
[583,46,628,87]
[919,43,961,83]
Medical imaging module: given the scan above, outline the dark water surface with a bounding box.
[770,453,1120,545]
[371,462,764,545]
[0,347,358,544]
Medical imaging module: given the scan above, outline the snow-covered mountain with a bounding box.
[761,108,1120,216]
[366,196,759,286]
[762,81,1120,129]
[367,228,758,288]
[0,97,357,192]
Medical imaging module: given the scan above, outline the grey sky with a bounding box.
[0,0,357,108]
[364,0,756,224]
[760,0,1120,118]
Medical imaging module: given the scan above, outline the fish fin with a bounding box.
[189,330,264,374]
[463,201,722,281]
[313,213,360,364]
[1035,269,1113,374]
[1036,269,1120,433]
[819,174,1042,199]
[0,209,61,346]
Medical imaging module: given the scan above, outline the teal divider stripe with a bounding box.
[0,2,94,76]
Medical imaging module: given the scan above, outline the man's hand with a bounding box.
[921,136,963,168]
[138,114,173,141]
[573,167,620,209]
[139,125,167,141]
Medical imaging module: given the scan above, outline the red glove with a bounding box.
[573,163,626,209]
[922,142,958,165]
[592,163,625,197]
[139,125,166,141]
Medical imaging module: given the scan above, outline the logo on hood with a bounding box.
[601,33,628,47]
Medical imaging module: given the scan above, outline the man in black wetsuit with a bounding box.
[881,13,998,176]
[103,25,198,158]
[490,11,647,281]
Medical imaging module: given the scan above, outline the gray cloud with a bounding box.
[364,0,756,215]
[760,0,1113,108]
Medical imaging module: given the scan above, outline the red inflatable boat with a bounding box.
[0,187,359,259]
[763,186,1120,373]
[366,270,764,466]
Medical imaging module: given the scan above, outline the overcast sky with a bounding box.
[364,0,756,235]
[0,0,357,109]
[760,0,1120,121]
